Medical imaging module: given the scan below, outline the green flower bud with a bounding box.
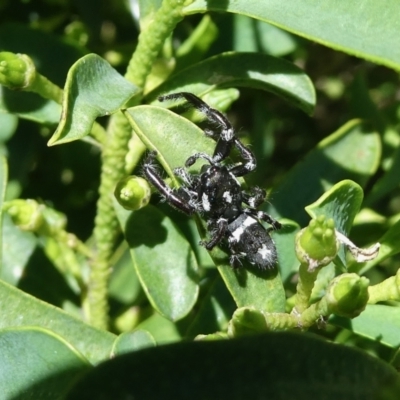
[3,199,44,231]
[114,176,151,211]
[0,52,36,89]
[296,215,339,270]
[40,206,67,236]
[228,307,269,337]
[326,273,369,318]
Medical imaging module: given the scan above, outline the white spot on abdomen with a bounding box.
[257,244,271,259]
[230,216,256,242]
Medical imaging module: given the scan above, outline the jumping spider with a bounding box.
[143,92,281,270]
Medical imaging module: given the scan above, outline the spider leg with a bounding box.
[228,138,257,177]
[159,92,234,163]
[142,151,196,215]
[185,152,215,168]
[159,92,231,133]
[244,208,282,231]
[174,167,193,186]
[159,92,257,176]
[229,252,245,269]
[242,187,266,209]
[200,218,228,250]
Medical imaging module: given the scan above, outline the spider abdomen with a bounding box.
[227,214,278,270]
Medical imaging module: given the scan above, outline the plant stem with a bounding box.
[368,269,400,303]
[88,0,191,329]
[292,263,319,314]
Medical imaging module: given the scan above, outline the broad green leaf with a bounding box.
[147,52,315,115]
[0,279,115,364]
[234,15,297,57]
[331,304,400,348]
[273,219,300,282]
[0,156,7,275]
[0,86,62,125]
[124,105,215,178]
[0,327,90,400]
[114,203,200,322]
[305,180,364,266]
[366,143,400,206]
[184,271,236,338]
[111,330,156,357]
[217,258,286,312]
[185,0,400,71]
[270,120,380,226]
[1,214,37,285]
[349,73,385,134]
[48,54,139,146]
[0,112,18,142]
[306,180,363,236]
[65,332,400,400]
[109,247,142,304]
[136,312,182,344]
[357,218,400,275]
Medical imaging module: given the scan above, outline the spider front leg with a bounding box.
[142,151,196,215]
[200,218,228,250]
[159,92,257,176]
[159,92,235,163]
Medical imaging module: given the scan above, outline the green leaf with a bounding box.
[147,52,315,115]
[306,180,363,236]
[1,214,37,286]
[357,218,400,274]
[0,156,7,274]
[184,271,236,338]
[0,112,18,142]
[111,330,156,356]
[124,105,215,177]
[109,248,142,305]
[234,15,297,57]
[305,180,364,266]
[366,143,400,206]
[0,279,115,364]
[217,260,286,312]
[48,54,139,146]
[331,304,400,348]
[270,120,380,226]
[0,327,90,400]
[185,0,400,71]
[136,312,182,344]
[0,86,62,125]
[273,219,301,282]
[65,332,400,400]
[114,203,200,322]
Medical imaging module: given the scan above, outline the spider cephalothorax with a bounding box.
[143,92,281,270]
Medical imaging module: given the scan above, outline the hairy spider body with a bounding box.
[143,92,281,270]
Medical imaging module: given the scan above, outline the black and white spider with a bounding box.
[143,92,281,270]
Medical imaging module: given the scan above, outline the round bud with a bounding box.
[114,176,151,211]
